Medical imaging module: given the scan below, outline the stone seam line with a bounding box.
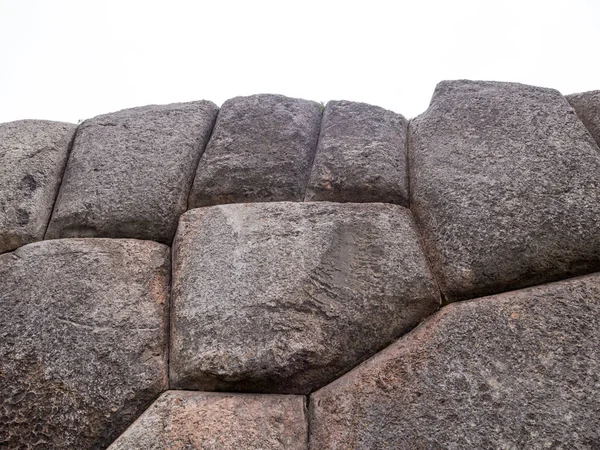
[405,116,446,307]
[301,100,324,202]
[41,124,79,239]
[184,107,220,210]
[301,103,324,203]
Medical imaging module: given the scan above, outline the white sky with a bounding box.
[1,0,599,123]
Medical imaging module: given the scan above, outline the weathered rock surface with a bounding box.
[567,90,600,147]
[305,100,408,204]
[409,80,600,301]
[108,391,307,449]
[0,239,170,449]
[45,101,218,244]
[170,202,439,394]
[310,273,600,449]
[0,120,76,254]
[188,94,321,207]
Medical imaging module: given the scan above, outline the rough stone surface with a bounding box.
[0,120,76,254]
[108,391,307,450]
[305,100,408,204]
[409,80,600,301]
[310,273,600,449]
[567,90,600,148]
[0,239,170,450]
[188,94,321,207]
[170,202,439,394]
[45,101,218,244]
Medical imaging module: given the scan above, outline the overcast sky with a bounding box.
[1,0,599,124]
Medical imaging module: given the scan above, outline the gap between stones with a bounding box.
[42,124,79,239]
[184,109,220,211]
[302,103,325,202]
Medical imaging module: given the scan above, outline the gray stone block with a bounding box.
[0,239,170,449]
[409,80,600,301]
[0,120,76,254]
[170,202,439,394]
[45,101,218,244]
[188,94,321,207]
[108,391,307,450]
[305,100,408,204]
[566,90,600,148]
[310,273,600,449]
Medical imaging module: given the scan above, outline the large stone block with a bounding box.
[310,273,600,449]
[108,391,307,449]
[409,80,600,301]
[0,239,170,449]
[188,94,321,207]
[170,202,439,394]
[305,100,408,204]
[45,101,218,244]
[0,120,76,254]
[566,90,600,147]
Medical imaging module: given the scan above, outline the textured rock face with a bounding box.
[305,100,408,204]
[410,80,600,301]
[0,120,76,254]
[0,239,170,449]
[567,90,600,147]
[45,101,218,244]
[170,202,439,394]
[188,94,321,207]
[108,391,307,450]
[310,273,600,449]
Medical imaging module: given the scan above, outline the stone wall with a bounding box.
[1,80,600,449]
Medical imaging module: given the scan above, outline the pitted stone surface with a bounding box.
[310,273,600,449]
[0,120,76,254]
[45,101,218,244]
[0,239,170,450]
[188,94,321,207]
[409,80,600,301]
[305,100,408,204]
[108,391,307,450]
[567,90,600,147]
[170,202,439,394]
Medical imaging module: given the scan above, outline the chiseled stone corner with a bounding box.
[108,391,307,450]
[310,273,600,449]
[410,80,600,301]
[305,100,408,205]
[0,120,76,254]
[0,239,170,449]
[188,94,322,207]
[45,101,218,244]
[566,90,600,148]
[170,202,439,394]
